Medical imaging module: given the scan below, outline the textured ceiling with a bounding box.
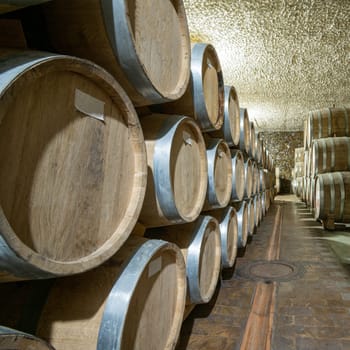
[183,0,350,131]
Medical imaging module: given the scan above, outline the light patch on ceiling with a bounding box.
[183,0,350,131]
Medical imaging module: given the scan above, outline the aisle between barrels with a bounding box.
[176,195,350,350]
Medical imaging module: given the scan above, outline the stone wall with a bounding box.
[260,131,303,193]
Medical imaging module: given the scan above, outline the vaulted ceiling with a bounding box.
[183,0,350,131]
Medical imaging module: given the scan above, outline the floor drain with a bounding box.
[237,260,303,282]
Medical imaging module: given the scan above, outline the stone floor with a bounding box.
[176,195,350,350]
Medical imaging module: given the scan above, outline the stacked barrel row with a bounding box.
[0,1,274,349]
[300,107,350,229]
[292,147,305,197]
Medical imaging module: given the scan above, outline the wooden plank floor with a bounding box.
[176,195,350,350]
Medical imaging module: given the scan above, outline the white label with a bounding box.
[74,89,105,122]
[183,131,193,146]
[207,58,213,69]
[148,256,162,278]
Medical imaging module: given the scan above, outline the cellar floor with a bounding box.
[176,195,350,350]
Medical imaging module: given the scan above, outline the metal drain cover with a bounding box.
[237,260,303,282]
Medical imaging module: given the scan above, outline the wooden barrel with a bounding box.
[243,158,253,199]
[295,147,304,163]
[261,191,267,216]
[294,162,304,177]
[248,122,256,158]
[254,136,262,164]
[258,193,264,222]
[239,108,250,154]
[154,43,224,131]
[0,0,51,14]
[146,216,221,304]
[251,160,260,196]
[292,177,304,198]
[254,134,262,164]
[261,142,269,169]
[139,114,207,227]
[233,201,248,248]
[304,150,310,177]
[0,50,147,282]
[209,85,240,146]
[230,149,245,201]
[203,138,232,210]
[0,236,186,350]
[259,168,266,191]
[309,177,316,209]
[311,137,350,177]
[267,152,274,172]
[301,177,307,202]
[314,172,350,223]
[245,198,255,236]
[265,190,271,212]
[253,194,261,227]
[305,177,311,205]
[43,0,191,106]
[307,107,350,149]
[304,119,308,150]
[0,326,54,350]
[206,207,238,269]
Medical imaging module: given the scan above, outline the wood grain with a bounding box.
[0,237,186,350]
[0,50,147,280]
[146,216,221,305]
[139,114,207,227]
[153,43,224,131]
[43,0,190,106]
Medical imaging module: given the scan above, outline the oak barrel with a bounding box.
[206,207,238,269]
[309,177,316,209]
[261,142,267,169]
[304,150,310,178]
[146,216,221,304]
[253,193,261,227]
[0,236,186,350]
[243,158,253,199]
[0,50,147,282]
[139,114,207,227]
[210,85,240,146]
[233,201,248,248]
[248,122,256,158]
[239,108,251,154]
[314,172,350,223]
[258,193,264,222]
[294,162,304,178]
[265,190,271,212]
[203,138,232,210]
[254,133,262,164]
[311,137,350,177]
[303,119,308,150]
[292,177,304,198]
[43,0,190,106]
[294,147,304,163]
[230,149,245,201]
[245,198,255,236]
[252,161,260,195]
[154,43,224,131]
[307,107,350,148]
[305,177,311,205]
[255,136,264,166]
[259,168,266,191]
[0,326,54,350]
[261,191,267,216]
